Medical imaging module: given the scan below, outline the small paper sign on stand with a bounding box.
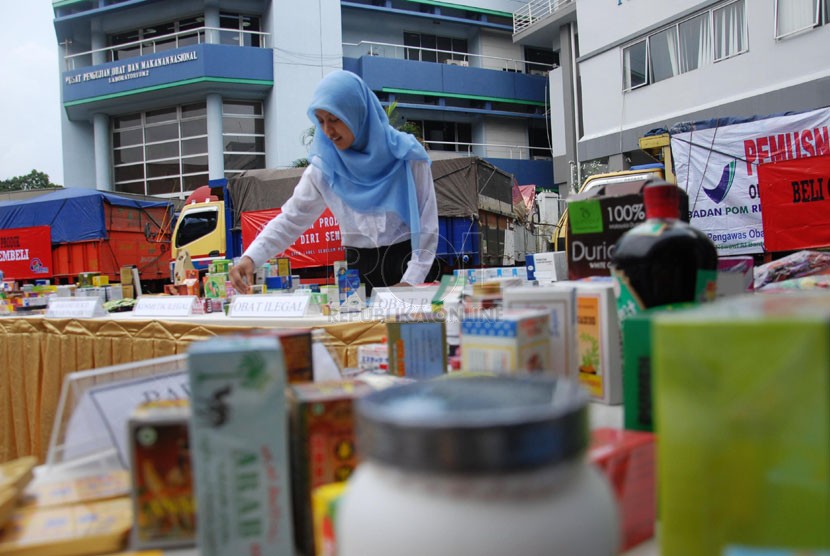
[229,293,311,318]
[132,295,199,317]
[371,287,438,317]
[47,296,108,318]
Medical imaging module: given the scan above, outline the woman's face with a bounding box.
[315,109,355,150]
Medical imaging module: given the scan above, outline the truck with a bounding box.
[0,188,176,291]
[171,155,524,282]
[554,105,830,257]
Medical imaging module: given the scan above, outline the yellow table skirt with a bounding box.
[0,316,385,464]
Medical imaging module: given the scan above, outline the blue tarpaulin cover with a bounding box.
[0,189,170,244]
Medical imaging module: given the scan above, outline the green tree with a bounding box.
[0,170,61,192]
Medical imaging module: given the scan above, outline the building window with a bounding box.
[220,14,262,47]
[524,47,558,75]
[623,40,647,91]
[109,18,207,61]
[678,13,711,73]
[404,32,468,64]
[529,127,552,159]
[623,0,746,91]
[713,0,747,61]
[775,0,821,38]
[112,102,209,197]
[223,100,266,180]
[410,120,472,152]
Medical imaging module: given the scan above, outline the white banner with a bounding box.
[671,107,830,254]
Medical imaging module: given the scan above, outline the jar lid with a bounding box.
[355,375,589,474]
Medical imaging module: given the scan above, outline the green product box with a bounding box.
[187,336,294,556]
[622,303,695,432]
[653,292,830,555]
[204,272,228,298]
[621,312,654,432]
[209,259,231,274]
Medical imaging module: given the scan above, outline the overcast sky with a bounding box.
[0,1,63,184]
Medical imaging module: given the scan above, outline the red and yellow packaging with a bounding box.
[127,399,195,550]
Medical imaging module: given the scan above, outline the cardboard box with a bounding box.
[502,283,579,378]
[203,272,228,298]
[247,328,314,383]
[570,279,622,404]
[566,179,688,279]
[288,380,373,556]
[187,336,294,556]
[589,428,656,552]
[120,266,134,285]
[209,259,230,274]
[621,303,695,432]
[128,399,195,550]
[653,292,830,554]
[525,251,567,283]
[78,272,100,288]
[461,309,551,373]
[387,315,447,379]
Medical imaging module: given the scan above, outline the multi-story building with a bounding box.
[53,0,555,197]
[513,0,830,193]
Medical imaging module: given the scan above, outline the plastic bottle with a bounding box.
[610,179,718,315]
[337,376,620,556]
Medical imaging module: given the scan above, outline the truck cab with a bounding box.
[170,185,230,278]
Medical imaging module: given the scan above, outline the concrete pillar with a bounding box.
[207,94,225,180]
[608,153,629,173]
[205,6,221,44]
[91,19,107,65]
[553,23,580,196]
[93,113,112,191]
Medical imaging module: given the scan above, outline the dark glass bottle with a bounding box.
[610,180,718,315]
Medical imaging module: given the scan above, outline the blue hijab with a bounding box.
[307,70,430,251]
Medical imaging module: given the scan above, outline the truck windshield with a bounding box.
[175,208,218,247]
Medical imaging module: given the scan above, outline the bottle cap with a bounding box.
[643,180,679,219]
[355,375,589,473]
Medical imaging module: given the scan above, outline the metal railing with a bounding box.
[423,141,550,160]
[342,40,555,74]
[513,0,574,35]
[64,26,270,70]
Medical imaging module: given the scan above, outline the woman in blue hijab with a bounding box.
[229,70,439,295]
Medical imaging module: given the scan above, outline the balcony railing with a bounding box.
[63,26,270,70]
[513,0,574,35]
[423,141,550,160]
[342,40,555,75]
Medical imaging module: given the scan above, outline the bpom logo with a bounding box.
[703,161,736,204]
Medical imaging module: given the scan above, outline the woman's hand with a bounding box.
[390,282,412,287]
[229,256,255,294]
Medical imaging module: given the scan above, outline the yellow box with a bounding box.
[120,266,133,284]
[92,275,109,287]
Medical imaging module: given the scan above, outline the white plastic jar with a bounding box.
[337,375,620,556]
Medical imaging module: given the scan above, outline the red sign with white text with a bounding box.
[758,155,830,252]
[0,226,53,280]
[241,208,345,268]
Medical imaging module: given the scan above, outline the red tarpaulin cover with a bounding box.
[758,155,830,252]
[241,208,345,268]
[0,225,53,280]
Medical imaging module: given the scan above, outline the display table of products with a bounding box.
[17,401,657,556]
[0,312,385,464]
